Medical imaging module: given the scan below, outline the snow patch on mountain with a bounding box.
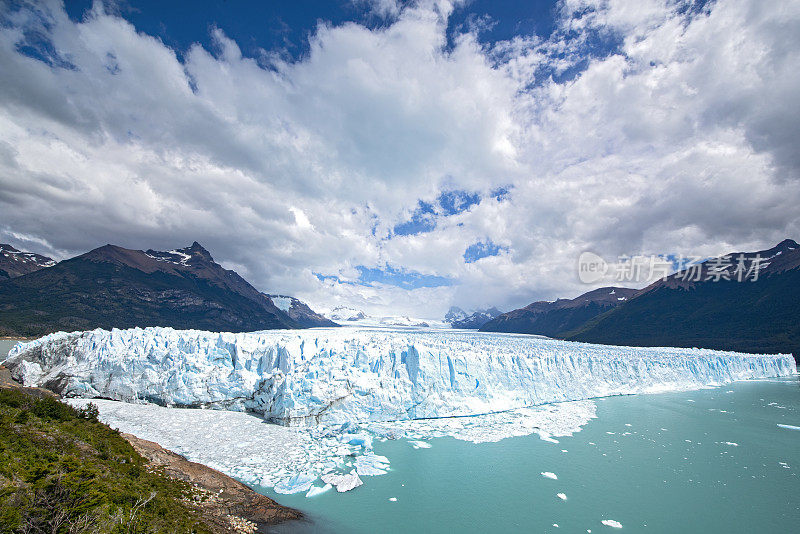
[269,296,293,312]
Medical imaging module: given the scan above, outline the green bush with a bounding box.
[0,388,213,533]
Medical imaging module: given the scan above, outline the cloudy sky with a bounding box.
[1,0,799,319]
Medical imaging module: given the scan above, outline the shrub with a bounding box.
[77,402,100,422]
[0,388,213,533]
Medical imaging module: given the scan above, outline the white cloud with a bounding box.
[1,0,799,319]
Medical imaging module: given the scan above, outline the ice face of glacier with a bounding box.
[4,327,796,426]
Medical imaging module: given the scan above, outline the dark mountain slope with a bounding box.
[0,242,300,336]
[567,239,800,360]
[480,287,638,337]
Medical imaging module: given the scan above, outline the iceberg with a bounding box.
[4,326,796,426]
[321,470,363,492]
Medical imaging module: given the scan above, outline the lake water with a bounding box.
[0,339,21,360]
[263,378,800,533]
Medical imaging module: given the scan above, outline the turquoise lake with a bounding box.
[262,377,800,533]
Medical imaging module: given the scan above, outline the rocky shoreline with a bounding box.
[122,433,302,533]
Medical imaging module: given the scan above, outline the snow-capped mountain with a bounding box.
[4,327,794,425]
[328,306,366,322]
[444,306,468,324]
[0,244,56,280]
[446,307,503,329]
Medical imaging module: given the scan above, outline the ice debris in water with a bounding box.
[601,519,623,528]
[557,493,567,500]
[541,472,558,480]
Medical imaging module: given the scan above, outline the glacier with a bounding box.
[4,326,796,496]
[4,326,795,426]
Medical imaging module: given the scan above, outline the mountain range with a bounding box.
[483,239,800,361]
[0,242,335,337]
[566,239,800,358]
[3,238,797,360]
[480,287,637,336]
[444,306,503,329]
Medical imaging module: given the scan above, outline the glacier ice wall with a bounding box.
[4,327,796,425]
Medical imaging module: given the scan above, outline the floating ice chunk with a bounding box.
[557,493,567,500]
[553,524,559,528]
[721,442,739,446]
[389,497,398,502]
[306,484,332,497]
[341,433,373,449]
[274,473,316,494]
[540,433,560,444]
[777,424,800,431]
[322,470,363,492]
[541,472,558,480]
[601,519,623,528]
[355,453,390,476]
[409,440,432,449]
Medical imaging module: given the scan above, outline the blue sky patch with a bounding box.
[438,190,481,216]
[356,265,452,289]
[464,241,505,263]
[315,265,451,289]
[393,190,483,236]
[393,200,438,236]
